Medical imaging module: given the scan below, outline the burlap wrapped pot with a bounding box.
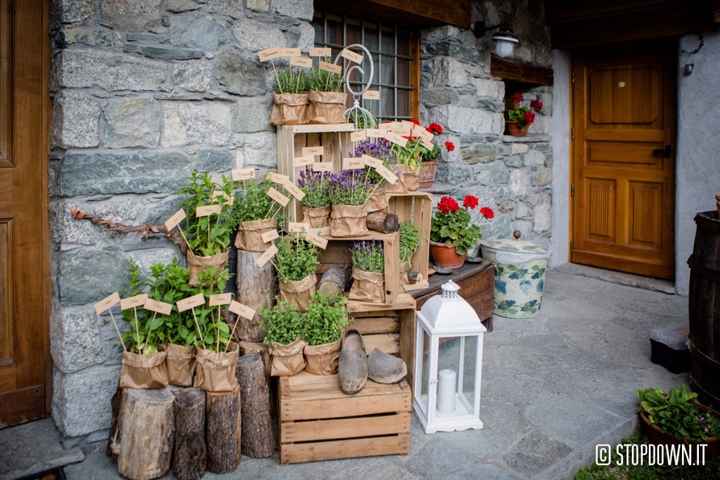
[165,344,196,387]
[397,166,420,191]
[187,249,229,286]
[330,204,368,237]
[193,344,239,392]
[303,206,331,228]
[235,218,277,252]
[366,188,388,213]
[119,351,169,389]
[268,338,306,376]
[279,274,316,312]
[304,339,341,375]
[271,92,309,126]
[308,91,348,124]
[348,267,385,303]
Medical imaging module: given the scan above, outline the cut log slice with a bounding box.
[366,211,399,233]
[318,264,350,297]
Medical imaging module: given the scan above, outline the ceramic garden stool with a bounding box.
[480,239,549,319]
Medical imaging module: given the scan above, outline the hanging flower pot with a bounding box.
[271,92,309,126]
[165,344,196,387]
[308,91,348,124]
[303,206,331,228]
[235,217,277,252]
[330,204,368,237]
[430,242,466,269]
[187,249,229,286]
[193,344,239,392]
[119,351,169,389]
[279,274,317,312]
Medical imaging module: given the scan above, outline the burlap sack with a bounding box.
[166,344,196,387]
[239,341,271,377]
[194,344,239,392]
[396,166,420,191]
[366,189,388,213]
[187,249,229,286]
[303,206,331,228]
[235,218,277,252]
[330,204,368,237]
[268,338,306,376]
[271,92,309,126]
[279,274,316,312]
[304,339,341,375]
[308,91,348,124]
[119,351,169,389]
[348,267,385,303]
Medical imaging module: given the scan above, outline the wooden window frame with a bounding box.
[313,11,421,122]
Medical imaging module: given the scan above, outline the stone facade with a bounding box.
[49,0,554,444]
[421,0,553,243]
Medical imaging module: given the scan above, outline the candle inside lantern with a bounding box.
[437,368,457,414]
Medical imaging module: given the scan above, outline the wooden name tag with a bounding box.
[229,300,255,320]
[340,48,363,64]
[95,292,120,315]
[342,157,365,170]
[319,61,342,74]
[209,293,232,306]
[290,56,312,68]
[121,294,148,311]
[287,222,308,233]
[350,130,367,142]
[267,187,290,207]
[211,190,234,205]
[294,156,313,167]
[267,172,290,185]
[145,298,172,315]
[261,229,279,243]
[304,231,328,249]
[384,131,408,147]
[363,90,380,100]
[164,209,186,232]
[309,47,331,57]
[312,162,333,172]
[282,181,305,201]
[232,167,255,181]
[256,244,278,267]
[196,204,222,217]
[177,294,205,312]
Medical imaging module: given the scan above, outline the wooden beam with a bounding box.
[315,0,471,28]
[490,55,553,86]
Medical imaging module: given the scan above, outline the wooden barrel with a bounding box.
[688,210,720,409]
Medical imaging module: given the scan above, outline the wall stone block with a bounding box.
[58,247,130,306]
[103,97,162,148]
[161,100,232,147]
[233,96,272,132]
[99,0,163,32]
[169,13,228,52]
[215,48,268,95]
[53,91,102,149]
[272,0,313,21]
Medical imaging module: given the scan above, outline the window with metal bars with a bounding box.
[312,11,420,123]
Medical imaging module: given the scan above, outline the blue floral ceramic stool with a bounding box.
[480,239,549,319]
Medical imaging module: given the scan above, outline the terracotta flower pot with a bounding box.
[418,161,438,190]
[639,406,720,458]
[430,242,466,269]
[506,121,529,137]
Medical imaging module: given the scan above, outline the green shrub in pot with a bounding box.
[303,293,348,375]
[638,386,720,441]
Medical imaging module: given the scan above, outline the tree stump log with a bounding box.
[239,340,271,377]
[237,353,274,458]
[318,264,350,297]
[116,388,175,480]
[236,249,276,342]
[366,211,399,233]
[170,387,206,480]
[206,387,242,473]
[106,387,122,461]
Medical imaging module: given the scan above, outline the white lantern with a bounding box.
[492,32,519,58]
[413,280,485,433]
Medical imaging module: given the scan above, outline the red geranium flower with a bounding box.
[511,92,523,105]
[427,122,444,135]
[463,195,479,209]
[523,110,536,126]
[444,140,456,152]
[480,207,495,220]
[410,119,420,126]
[530,97,544,112]
[438,196,459,214]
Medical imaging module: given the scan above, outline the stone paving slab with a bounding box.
[64,270,687,479]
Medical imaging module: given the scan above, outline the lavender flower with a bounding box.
[298,167,331,208]
[352,138,393,162]
[328,169,372,205]
[351,241,384,273]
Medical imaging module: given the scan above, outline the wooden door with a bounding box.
[571,46,675,279]
[0,0,50,427]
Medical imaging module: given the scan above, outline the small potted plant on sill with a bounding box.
[399,222,420,280]
[307,66,347,124]
[179,170,237,285]
[276,235,319,312]
[298,167,331,228]
[349,241,385,303]
[233,179,283,253]
[271,65,310,125]
[119,261,169,390]
[328,169,372,237]
[262,300,307,376]
[303,293,349,375]
[505,93,543,137]
[430,195,493,269]
[638,386,720,457]
[192,267,240,393]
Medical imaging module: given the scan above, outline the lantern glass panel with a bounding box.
[460,335,479,414]
[436,336,462,416]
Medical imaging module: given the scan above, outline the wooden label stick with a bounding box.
[319,61,342,74]
[209,293,232,307]
[384,131,408,147]
[302,146,324,157]
[350,130,367,142]
[304,230,328,249]
[290,56,312,68]
[258,48,280,62]
[363,90,380,100]
[309,47,332,57]
[266,172,290,185]
[312,162,333,172]
[261,229,279,243]
[176,294,205,312]
[282,180,305,201]
[287,222,308,233]
[294,156,314,168]
[120,294,148,311]
[95,292,120,315]
[340,48,363,64]
[232,167,256,181]
[363,155,398,184]
[255,244,278,267]
[266,187,290,207]
[342,157,365,170]
[196,204,223,217]
[164,209,186,232]
[144,298,173,316]
[229,300,255,320]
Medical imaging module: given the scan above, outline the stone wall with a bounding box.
[420,0,553,244]
[49,0,314,444]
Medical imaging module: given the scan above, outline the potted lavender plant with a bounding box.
[348,241,385,303]
[351,138,393,212]
[328,169,372,237]
[298,167,331,228]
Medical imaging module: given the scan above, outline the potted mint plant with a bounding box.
[232,179,281,252]
[303,293,348,375]
[276,235,319,311]
[262,300,307,376]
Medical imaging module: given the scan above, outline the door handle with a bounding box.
[652,145,672,157]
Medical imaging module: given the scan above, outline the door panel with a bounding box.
[572,47,675,279]
[0,0,50,427]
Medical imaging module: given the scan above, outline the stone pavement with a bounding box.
[65,270,687,480]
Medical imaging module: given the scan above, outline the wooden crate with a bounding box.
[279,373,411,464]
[387,192,432,292]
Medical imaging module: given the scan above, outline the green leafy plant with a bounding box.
[431,196,482,255]
[232,179,282,223]
[273,67,309,94]
[146,260,194,346]
[303,293,348,346]
[638,386,720,441]
[262,300,306,345]
[351,241,384,273]
[121,261,155,355]
[179,171,238,256]
[399,222,420,265]
[307,68,343,92]
[193,266,231,352]
[275,235,319,282]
